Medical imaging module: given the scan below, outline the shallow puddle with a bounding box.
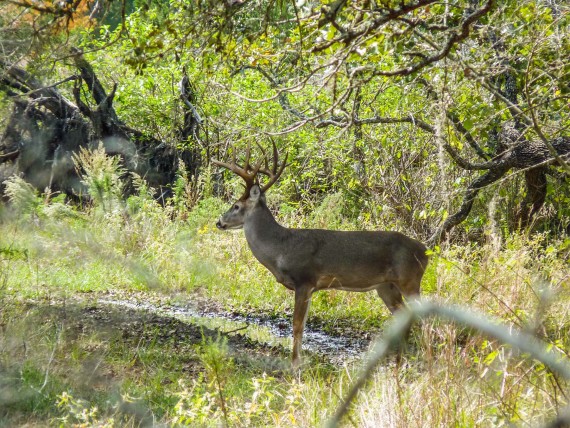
[97,297,371,364]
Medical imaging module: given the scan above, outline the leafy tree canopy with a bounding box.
[1,0,569,241]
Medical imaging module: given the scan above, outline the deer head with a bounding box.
[213,140,287,230]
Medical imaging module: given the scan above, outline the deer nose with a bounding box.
[216,220,225,230]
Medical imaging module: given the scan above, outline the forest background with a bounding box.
[0,0,569,426]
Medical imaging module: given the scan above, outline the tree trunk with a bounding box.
[515,167,548,229]
[0,53,202,201]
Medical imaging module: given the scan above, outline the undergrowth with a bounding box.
[0,159,569,426]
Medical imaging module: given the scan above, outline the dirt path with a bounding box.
[14,290,374,371]
[93,291,373,366]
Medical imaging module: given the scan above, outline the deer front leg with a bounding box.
[292,285,313,368]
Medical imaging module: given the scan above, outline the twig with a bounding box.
[224,325,248,334]
[327,299,570,428]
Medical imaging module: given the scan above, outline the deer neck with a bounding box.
[243,202,286,265]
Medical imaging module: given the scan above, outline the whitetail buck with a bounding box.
[213,142,428,367]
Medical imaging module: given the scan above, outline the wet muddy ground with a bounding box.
[94,292,373,365]
[21,290,375,368]
[0,291,384,423]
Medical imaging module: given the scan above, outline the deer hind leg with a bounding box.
[376,283,404,314]
[292,285,313,368]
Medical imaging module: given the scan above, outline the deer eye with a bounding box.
[233,204,239,210]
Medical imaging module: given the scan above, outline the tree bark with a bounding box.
[430,133,570,244]
[515,167,548,229]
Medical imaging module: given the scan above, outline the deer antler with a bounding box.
[212,139,288,198]
[257,138,288,193]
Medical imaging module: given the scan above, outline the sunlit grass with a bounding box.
[0,181,569,426]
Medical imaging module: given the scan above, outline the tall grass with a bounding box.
[0,160,569,426]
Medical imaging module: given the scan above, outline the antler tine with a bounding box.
[250,155,264,182]
[212,142,263,198]
[257,138,280,175]
[212,147,254,187]
[271,137,279,174]
[259,140,288,192]
[212,140,287,195]
[255,142,270,172]
[260,151,288,192]
[210,159,249,182]
[243,142,252,172]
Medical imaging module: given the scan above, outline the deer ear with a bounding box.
[249,185,261,202]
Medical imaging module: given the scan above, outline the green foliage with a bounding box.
[173,371,303,427]
[2,0,568,238]
[309,192,346,229]
[0,178,568,426]
[3,175,41,218]
[1,1,570,426]
[73,143,126,212]
[173,335,304,426]
[57,392,115,427]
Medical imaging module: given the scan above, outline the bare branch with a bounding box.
[0,150,20,161]
[344,0,496,78]
[465,64,570,174]
[233,65,309,120]
[446,111,490,161]
[355,114,435,133]
[429,165,509,244]
[313,0,438,54]
[317,0,349,29]
[442,142,499,171]
[416,77,490,161]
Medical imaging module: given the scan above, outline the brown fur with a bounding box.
[217,185,428,367]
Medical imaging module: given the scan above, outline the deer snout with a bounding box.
[216,219,226,230]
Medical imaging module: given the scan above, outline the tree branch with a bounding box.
[416,77,489,162]
[446,111,490,161]
[313,0,438,54]
[234,65,309,120]
[355,114,435,133]
[317,0,348,29]
[429,164,510,244]
[71,47,113,109]
[0,59,78,118]
[442,142,500,171]
[344,0,496,78]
